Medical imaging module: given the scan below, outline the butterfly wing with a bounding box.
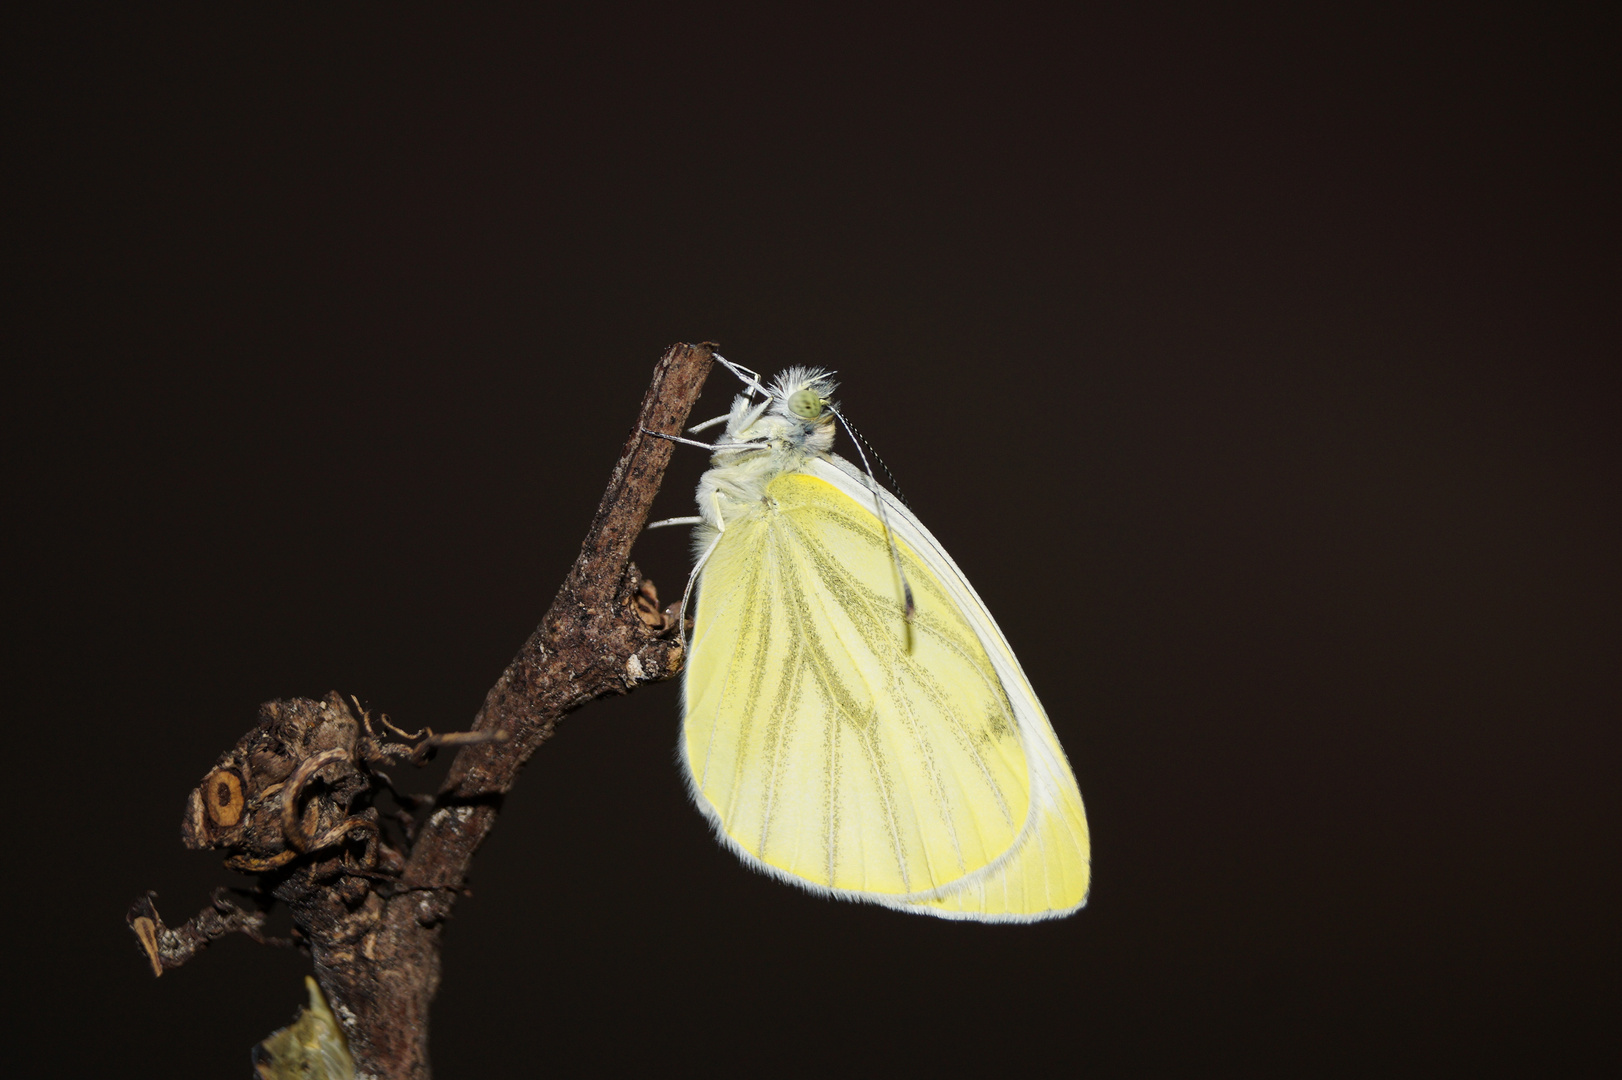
[890,729,1091,920]
[683,469,1032,901]
[808,456,1091,922]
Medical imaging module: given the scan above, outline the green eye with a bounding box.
[787,388,825,419]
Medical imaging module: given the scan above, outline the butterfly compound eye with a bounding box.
[787,388,825,419]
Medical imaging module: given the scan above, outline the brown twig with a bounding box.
[129,342,715,1079]
[129,889,295,977]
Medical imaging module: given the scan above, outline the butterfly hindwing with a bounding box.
[894,732,1091,920]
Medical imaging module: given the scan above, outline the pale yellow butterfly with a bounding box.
[660,359,1090,922]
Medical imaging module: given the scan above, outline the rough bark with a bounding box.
[129,342,716,1079]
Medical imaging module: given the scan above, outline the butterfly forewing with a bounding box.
[806,456,1093,920]
[684,472,1031,898]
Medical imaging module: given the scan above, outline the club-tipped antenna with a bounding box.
[829,405,916,633]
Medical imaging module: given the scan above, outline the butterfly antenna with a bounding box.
[839,410,911,509]
[830,406,916,633]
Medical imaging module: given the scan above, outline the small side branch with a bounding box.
[127,890,293,977]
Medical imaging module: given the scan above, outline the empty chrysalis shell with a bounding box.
[252,976,356,1080]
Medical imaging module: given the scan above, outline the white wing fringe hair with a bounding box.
[666,359,1091,922]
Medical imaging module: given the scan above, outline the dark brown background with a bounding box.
[11,7,1618,1076]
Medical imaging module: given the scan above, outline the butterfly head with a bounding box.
[772,366,836,419]
[719,366,839,459]
[767,367,838,455]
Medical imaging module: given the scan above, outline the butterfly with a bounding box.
[653,358,1090,921]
